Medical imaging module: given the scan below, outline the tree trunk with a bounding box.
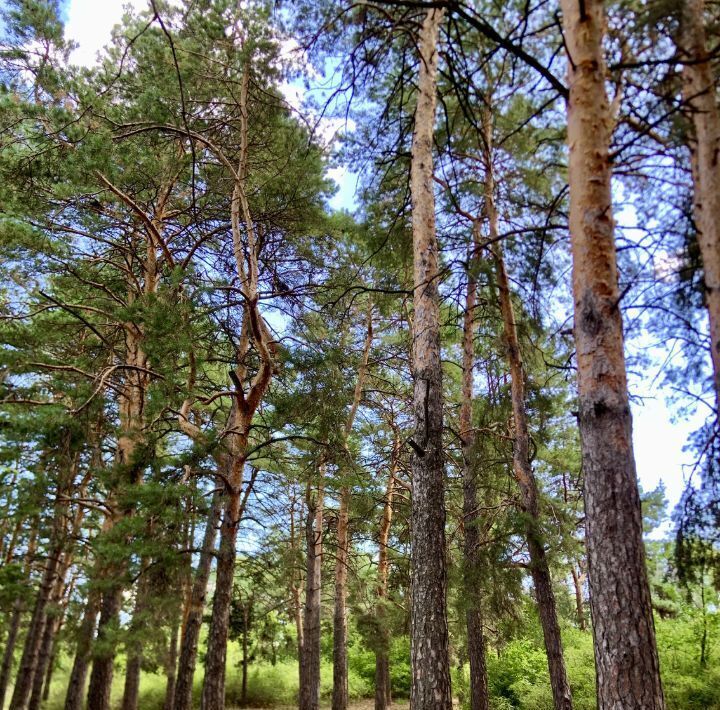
[333,304,372,710]
[9,536,64,710]
[408,8,453,709]
[200,455,259,710]
[561,1,665,707]
[122,569,151,710]
[29,608,58,710]
[299,477,324,710]
[332,486,350,710]
[200,475,242,710]
[487,157,572,708]
[571,566,586,631]
[241,604,249,706]
[64,591,100,710]
[290,494,304,663]
[174,490,222,710]
[375,437,397,710]
[163,612,180,710]
[460,227,490,710]
[122,648,142,710]
[86,585,124,710]
[0,598,23,710]
[680,0,720,406]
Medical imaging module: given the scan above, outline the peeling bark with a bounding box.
[561,1,665,707]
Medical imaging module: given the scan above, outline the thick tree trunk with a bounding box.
[86,585,124,710]
[0,598,23,710]
[408,8,452,709]
[489,191,572,709]
[374,438,397,710]
[332,487,350,710]
[121,649,142,710]
[561,1,665,707]
[299,478,324,710]
[680,0,720,406]
[64,591,100,710]
[174,490,222,710]
[460,229,490,710]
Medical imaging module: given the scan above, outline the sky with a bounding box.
[60,0,709,532]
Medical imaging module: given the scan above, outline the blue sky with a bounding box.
[59,0,711,531]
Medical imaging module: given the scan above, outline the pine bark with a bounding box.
[64,591,100,710]
[174,490,222,710]
[299,477,324,710]
[680,0,720,406]
[86,585,124,710]
[9,525,65,709]
[0,598,23,710]
[408,8,453,709]
[460,229,490,710]
[561,1,665,707]
[200,472,241,710]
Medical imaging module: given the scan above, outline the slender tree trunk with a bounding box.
[488,184,573,709]
[290,494,304,662]
[10,536,64,710]
[241,604,249,706]
[174,490,222,710]
[121,582,146,710]
[163,613,180,710]
[29,608,59,710]
[680,0,720,407]
[29,571,71,710]
[561,1,665,707]
[333,307,372,710]
[460,228,490,710]
[64,591,100,710]
[332,487,350,710]
[408,8,452,709]
[375,437,397,710]
[201,455,259,710]
[571,566,586,631]
[299,477,324,710]
[0,598,23,710]
[200,475,242,710]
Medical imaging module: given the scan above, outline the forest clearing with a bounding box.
[1,0,719,709]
